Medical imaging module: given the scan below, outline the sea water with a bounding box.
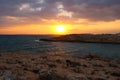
[0,35,120,59]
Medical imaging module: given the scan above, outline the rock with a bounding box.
[66,60,80,67]
[23,67,28,71]
[87,77,93,80]
[16,60,22,64]
[31,58,35,61]
[0,52,120,80]
[42,56,47,59]
[48,64,57,68]
[39,72,66,80]
[56,59,62,63]
[0,70,16,80]
[92,63,103,67]
[67,73,87,80]
[110,71,120,77]
[39,69,48,74]
[32,69,39,74]
[91,71,95,75]
[41,34,120,44]
[82,64,87,67]
[95,77,107,80]
[109,63,118,67]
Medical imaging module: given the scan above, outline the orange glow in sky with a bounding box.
[0,19,120,35]
[0,0,120,35]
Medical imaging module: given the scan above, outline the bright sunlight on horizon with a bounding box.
[0,0,120,34]
[55,25,67,35]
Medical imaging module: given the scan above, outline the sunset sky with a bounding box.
[0,0,120,34]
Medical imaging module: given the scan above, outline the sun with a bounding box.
[56,25,66,34]
[56,26,65,32]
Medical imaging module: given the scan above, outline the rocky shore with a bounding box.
[0,52,120,80]
[41,34,120,44]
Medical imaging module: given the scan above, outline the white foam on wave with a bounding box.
[34,40,40,42]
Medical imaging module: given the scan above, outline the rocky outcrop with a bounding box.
[41,34,120,44]
[0,52,120,80]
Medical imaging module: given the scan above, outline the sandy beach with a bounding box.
[0,52,120,80]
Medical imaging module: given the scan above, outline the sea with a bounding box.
[0,35,120,59]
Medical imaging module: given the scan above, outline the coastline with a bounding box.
[0,52,120,80]
[41,38,120,44]
[40,34,120,44]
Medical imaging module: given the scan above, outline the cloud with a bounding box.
[56,3,73,18]
[0,0,120,26]
[19,3,34,11]
[61,0,120,21]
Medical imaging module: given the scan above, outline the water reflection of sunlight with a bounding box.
[46,42,80,55]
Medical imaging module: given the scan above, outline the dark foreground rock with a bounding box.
[0,52,120,80]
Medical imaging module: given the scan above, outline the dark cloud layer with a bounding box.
[0,0,120,26]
